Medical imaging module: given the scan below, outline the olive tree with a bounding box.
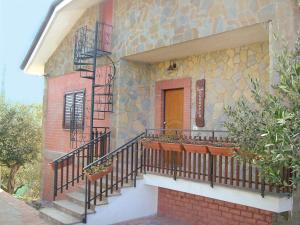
[0,99,41,194]
[225,34,300,189]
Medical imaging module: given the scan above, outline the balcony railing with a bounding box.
[144,129,292,195]
[81,129,292,223]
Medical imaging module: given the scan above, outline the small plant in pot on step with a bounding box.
[84,159,113,182]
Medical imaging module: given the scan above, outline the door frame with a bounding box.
[155,78,191,130]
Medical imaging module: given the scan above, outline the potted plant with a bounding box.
[49,160,73,169]
[84,160,113,182]
[159,136,184,152]
[182,139,210,154]
[160,142,183,152]
[141,138,161,150]
[208,142,238,157]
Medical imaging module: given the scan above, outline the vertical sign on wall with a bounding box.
[196,79,205,127]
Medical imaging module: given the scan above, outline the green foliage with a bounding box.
[0,99,42,194]
[0,158,41,200]
[0,100,41,167]
[225,34,300,189]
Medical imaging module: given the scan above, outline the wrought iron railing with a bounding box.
[51,130,111,200]
[80,129,292,223]
[82,132,145,223]
[144,129,292,195]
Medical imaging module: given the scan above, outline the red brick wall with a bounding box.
[45,69,110,152]
[158,188,274,225]
[42,69,110,200]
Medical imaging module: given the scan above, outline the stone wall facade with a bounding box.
[113,41,269,146]
[113,0,300,58]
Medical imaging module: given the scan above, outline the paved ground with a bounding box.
[113,216,189,225]
[0,189,49,225]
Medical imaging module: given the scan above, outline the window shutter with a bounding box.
[64,93,74,129]
[74,92,85,129]
[63,90,85,130]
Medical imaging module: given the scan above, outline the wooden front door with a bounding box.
[163,88,184,165]
[164,88,184,130]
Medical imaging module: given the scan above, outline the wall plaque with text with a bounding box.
[196,79,205,127]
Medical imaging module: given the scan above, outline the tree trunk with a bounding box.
[7,164,20,194]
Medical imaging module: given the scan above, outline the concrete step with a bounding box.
[79,179,134,193]
[53,200,95,219]
[40,207,81,225]
[66,192,108,208]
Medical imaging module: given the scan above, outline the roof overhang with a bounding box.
[21,0,102,75]
[124,22,270,63]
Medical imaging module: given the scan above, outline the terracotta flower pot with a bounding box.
[86,165,113,182]
[49,160,73,169]
[208,145,236,157]
[160,142,183,152]
[182,143,208,154]
[142,140,161,150]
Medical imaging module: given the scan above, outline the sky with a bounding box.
[0,0,53,104]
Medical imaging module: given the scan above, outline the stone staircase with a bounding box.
[39,177,139,225]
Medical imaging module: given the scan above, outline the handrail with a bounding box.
[146,128,228,132]
[84,132,145,170]
[83,132,145,223]
[51,131,111,163]
[52,130,111,200]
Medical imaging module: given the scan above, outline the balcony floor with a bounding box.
[113,215,189,225]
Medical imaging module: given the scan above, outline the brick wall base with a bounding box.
[157,187,275,225]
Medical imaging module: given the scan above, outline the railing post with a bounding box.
[209,154,214,188]
[134,141,139,187]
[83,176,88,223]
[173,152,177,181]
[108,132,111,153]
[53,161,58,201]
[261,178,265,198]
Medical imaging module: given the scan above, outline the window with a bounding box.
[63,90,85,129]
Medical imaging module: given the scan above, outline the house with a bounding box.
[21,0,300,224]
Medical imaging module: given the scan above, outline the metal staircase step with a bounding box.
[75,56,93,60]
[94,110,113,113]
[80,76,94,79]
[94,118,105,120]
[40,207,81,225]
[94,93,113,96]
[76,68,93,72]
[94,102,113,105]
[74,62,93,66]
[53,200,95,219]
[94,84,112,88]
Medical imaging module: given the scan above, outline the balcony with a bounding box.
[142,129,292,197]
